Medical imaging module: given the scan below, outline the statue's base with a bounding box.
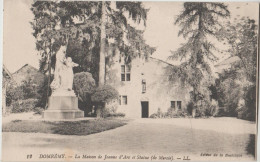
[43,96,84,120]
[43,109,84,119]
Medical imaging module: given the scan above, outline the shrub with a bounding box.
[74,72,96,101]
[214,77,241,117]
[149,108,166,118]
[105,100,118,114]
[11,99,38,113]
[6,77,46,108]
[205,99,219,117]
[165,108,188,118]
[73,72,96,114]
[149,113,158,118]
[91,85,119,103]
[150,107,187,118]
[20,79,40,99]
[186,99,219,117]
[6,85,24,104]
[237,85,256,121]
[91,85,119,118]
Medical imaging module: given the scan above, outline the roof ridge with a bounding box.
[12,64,39,74]
[149,56,175,67]
[3,64,13,79]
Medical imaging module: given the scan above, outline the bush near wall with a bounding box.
[149,108,188,118]
[5,74,48,114]
[11,99,39,113]
[196,99,219,117]
[91,85,119,118]
[150,99,219,119]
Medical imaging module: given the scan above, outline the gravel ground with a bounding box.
[2,117,256,162]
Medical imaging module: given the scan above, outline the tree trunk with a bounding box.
[99,1,106,86]
[45,41,52,109]
[96,105,102,118]
[191,86,198,118]
[96,103,106,118]
[192,108,196,118]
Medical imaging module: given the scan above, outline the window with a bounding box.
[119,95,127,105]
[171,101,181,110]
[171,101,176,109]
[121,65,130,81]
[142,79,146,93]
[177,101,182,110]
[122,96,127,105]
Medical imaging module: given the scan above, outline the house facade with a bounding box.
[12,64,46,87]
[106,54,191,118]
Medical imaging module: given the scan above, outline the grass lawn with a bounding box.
[2,118,128,135]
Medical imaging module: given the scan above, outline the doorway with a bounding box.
[141,101,149,118]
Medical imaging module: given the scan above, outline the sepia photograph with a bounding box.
[2,1,259,162]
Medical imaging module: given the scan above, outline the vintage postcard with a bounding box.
[2,1,259,162]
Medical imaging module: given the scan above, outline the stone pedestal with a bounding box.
[43,96,84,120]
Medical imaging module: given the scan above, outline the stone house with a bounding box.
[106,54,191,118]
[12,64,46,87]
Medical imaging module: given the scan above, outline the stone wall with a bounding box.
[106,54,190,118]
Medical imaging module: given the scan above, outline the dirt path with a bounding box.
[2,118,256,162]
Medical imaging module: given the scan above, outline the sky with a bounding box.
[3,1,259,73]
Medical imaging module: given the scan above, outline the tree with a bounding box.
[218,17,257,83]
[213,17,257,120]
[95,2,156,86]
[31,1,94,102]
[168,3,230,117]
[31,1,155,85]
[99,1,106,86]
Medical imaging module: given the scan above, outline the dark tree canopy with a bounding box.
[218,17,257,83]
[212,17,257,121]
[31,1,155,82]
[168,2,230,114]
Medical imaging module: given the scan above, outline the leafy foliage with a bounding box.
[91,84,119,118]
[73,72,96,113]
[11,99,39,113]
[7,79,40,103]
[239,85,256,121]
[212,17,257,120]
[149,108,188,118]
[31,1,155,82]
[217,17,257,83]
[36,76,50,108]
[168,3,230,116]
[91,85,119,104]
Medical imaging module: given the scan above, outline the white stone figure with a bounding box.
[61,57,79,91]
[50,45,66,91]
[50,45,78,96]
